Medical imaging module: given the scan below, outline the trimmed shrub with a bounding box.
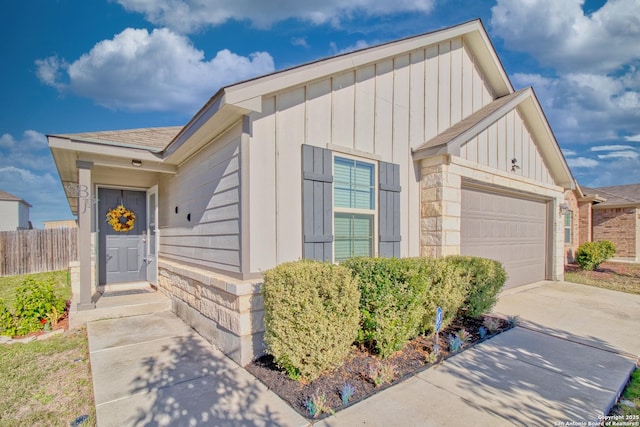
[262,260,360,381]
[342,257,427,358]
[416,257,467,333]
[342,257,467,358]
[446,256,507,318]
[576,240,617,271]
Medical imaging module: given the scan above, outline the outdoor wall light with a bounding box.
[131,159,143,167]
[559,203,570,215]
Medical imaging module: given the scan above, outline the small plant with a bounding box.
[448,334,463,352]
[456,328,471,344]
[368,361,396,387]
[284,364,302,381]
[304,392,333,418]
[340,382,356,405]
[425,352,438,364]
[478,326,488,339]
[0,300,17,337]
[507,315,521,328]
[483,317,501,333]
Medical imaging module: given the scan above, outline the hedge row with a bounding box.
[262,256,507,381]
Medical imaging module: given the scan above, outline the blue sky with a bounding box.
[1,0,639,228]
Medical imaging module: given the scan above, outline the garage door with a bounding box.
[461,186,547,289]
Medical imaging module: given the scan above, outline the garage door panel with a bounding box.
[461,187,547,289]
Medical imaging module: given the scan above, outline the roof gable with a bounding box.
[413,87,574,189]
[0,190,31,207]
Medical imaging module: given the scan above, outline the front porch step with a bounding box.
[69,287,172,328]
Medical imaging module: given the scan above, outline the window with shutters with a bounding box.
[333,156,376,262]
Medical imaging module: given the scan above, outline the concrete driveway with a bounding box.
[494,280,640,358]
[319,281,639,426]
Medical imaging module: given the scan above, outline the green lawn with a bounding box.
[610,368,640,417]
[0,271,95,426]
[564,262,640,296]
[0,330,95,426]
[0,270,71,308]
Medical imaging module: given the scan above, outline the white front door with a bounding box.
[146,186,158,285]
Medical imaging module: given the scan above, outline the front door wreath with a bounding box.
[106,205,136,232]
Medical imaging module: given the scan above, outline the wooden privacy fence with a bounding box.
[0,228,78,276]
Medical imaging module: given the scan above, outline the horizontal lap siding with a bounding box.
[159,126,242,272]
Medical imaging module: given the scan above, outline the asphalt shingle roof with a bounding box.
[53,126,183,151]
[0,190,31,206]
[582,184,640,206]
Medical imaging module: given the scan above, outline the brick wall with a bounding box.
[592,208,637,258]
[578,201,592,246]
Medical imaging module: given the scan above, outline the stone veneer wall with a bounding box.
[419,154,566,282]
[592,208,638,260]
[157,258,265,366]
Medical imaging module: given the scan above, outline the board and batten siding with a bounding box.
[248,37,496,273]
[159,124,242,273]
[459,108,554,184]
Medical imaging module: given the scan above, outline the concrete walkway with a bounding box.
[87,281,640,426]
[89,309,308,427]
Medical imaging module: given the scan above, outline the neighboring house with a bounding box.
[48,19,574,365]
[581,184,640,263]
[562,184,606,264]
[0,190,32,231]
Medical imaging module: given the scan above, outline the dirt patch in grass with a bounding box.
[246,315,510,420]
[564,262,640,295]
[0,329,95,427]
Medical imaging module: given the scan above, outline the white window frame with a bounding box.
[332,153,378,262]
[564,211,572,244]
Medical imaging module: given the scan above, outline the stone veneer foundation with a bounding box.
[157,258,265,366]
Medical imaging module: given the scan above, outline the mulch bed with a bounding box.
[246,315,511,420]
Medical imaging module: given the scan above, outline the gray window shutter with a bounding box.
[379,161,401,258]
[302,145,333,261]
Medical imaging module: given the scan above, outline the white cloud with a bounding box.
[116,0,436,33]
[36,28,275,113]
[491,0,640,73]
[597,150,639,159]
[567,157,599,168]
[625,134,640,142]
[590,145,637,151]
[329,39,374,55]
[291,37,309,48]
[514,72,640,145]
[562,149,577,156]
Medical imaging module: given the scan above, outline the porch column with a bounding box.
[76,160,95,311]
[419,155,462,257]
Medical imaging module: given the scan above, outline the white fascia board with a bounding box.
[48,135,163,162]
[413,89,531,160]
[77,154,177,174]
[224,20,504,106]
[518,94,575,189]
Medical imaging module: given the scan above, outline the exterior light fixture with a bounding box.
[559,203,570,215]
[131,159,142,167]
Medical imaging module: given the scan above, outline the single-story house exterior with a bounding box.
[580,184,640,263]
[0,190,32,231]
[49,19,574,365]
